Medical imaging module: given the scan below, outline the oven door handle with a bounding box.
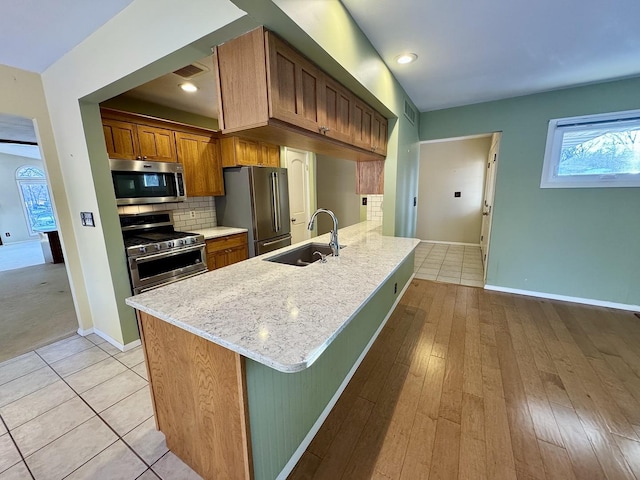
[132,244,205,264]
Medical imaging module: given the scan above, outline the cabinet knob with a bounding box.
[136,156,142,160]
[142,156,148,160]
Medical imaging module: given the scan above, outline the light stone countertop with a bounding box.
[125,221,419,373]
[191,226,248,240]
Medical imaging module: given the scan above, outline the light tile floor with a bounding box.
[0,334,202,479]
[413,241,485,287]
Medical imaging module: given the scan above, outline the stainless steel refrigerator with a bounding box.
[215,166,291,257]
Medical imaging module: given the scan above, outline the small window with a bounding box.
[541,109,640,188]
[16,166,57,234]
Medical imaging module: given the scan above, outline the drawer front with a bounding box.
[206,233,248,254]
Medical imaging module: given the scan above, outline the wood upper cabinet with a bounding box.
[175,132,224,197]
[137,125,177,162]
[260,142,280,167]
[371,113,388,156]
[102,119,177,162]
[214,27,387,161]
[206,233,248,271]
[352,99,374,151]
[356,160,384,195]
[102,119,139,160]
[221,136,280,168]
[266,31,322,134]
[319,76,354,144]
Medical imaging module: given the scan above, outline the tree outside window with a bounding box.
[16,166,57,234]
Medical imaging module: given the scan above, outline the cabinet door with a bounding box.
[136,125,177,162]
[175,132,224,197]
[237,138,260,166]
[266,32,321,133]
[371,113,388,156]
[227,245,248,266]
[319,77,353,144]
[352,99,374,151]
[259,142,280,167]
[102,119,139,160]
[356,160,384,194]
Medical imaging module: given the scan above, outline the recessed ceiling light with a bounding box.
[395,53,418,65]
[180,83,198,93]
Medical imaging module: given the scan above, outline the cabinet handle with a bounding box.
[136,156,142,160]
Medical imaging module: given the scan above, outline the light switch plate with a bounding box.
[80,212,95,227]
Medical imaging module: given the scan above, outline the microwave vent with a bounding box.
[173,62,209,79]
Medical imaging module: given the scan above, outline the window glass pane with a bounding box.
[19,182,57,233]
[558,125,640,176]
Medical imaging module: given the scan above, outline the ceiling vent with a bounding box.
[404,99,416,125]
[172,62,209,79]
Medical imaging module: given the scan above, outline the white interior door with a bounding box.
[285,148,311,245]
[480,132,501,276]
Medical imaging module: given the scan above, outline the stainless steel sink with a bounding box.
[265,243,341,267]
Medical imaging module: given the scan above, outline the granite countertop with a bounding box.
[192,226,248,240]
[125,221,419,373]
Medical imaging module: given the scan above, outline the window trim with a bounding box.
[540,109,640,188]
[15,165,57,235]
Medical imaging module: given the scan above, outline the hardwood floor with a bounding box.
[288,279,640,480]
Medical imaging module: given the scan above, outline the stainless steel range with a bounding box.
[120,212,207,294]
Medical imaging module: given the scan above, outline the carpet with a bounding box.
[0,263,78,363]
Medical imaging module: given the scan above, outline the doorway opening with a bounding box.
[0,113,78,362]
[414,132,501,287]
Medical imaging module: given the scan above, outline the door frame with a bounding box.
[480,132,501,281]
[418,132,501,282]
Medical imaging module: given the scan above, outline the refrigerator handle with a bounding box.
[271,172,280,232]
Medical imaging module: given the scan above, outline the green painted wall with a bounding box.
[245,254,414,480]
[420,77,640,306]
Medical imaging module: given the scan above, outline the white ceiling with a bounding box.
[341,0,640,111]
[0,0,134,74]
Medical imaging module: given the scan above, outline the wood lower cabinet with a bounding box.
[215,27,387,162]
[221,136,280,168]
[102,118,177,162]
[206,233,248,271]
[175,133,224,197]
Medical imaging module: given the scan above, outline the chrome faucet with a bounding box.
[307,208,340,256]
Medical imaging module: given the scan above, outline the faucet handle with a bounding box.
[313,251,328,263]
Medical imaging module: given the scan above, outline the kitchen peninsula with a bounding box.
[125,221,419,479]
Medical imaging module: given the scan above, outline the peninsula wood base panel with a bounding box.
[137,312,253,479]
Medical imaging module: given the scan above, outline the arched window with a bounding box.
[16,166,57,235]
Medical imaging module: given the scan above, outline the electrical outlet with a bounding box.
[394,282,398,294]
[4,232,10,237]
[362,197,367,206]
[189,211,196,219]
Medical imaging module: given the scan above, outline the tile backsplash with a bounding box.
[173,197,217,231]
[366,194,383,222]
[117,196,217,231]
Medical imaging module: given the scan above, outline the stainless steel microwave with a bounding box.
[110,159,186,205]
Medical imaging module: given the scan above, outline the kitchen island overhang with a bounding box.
[126,221,419,479]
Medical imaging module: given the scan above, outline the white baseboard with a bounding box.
[276,274,415,480]
[420,240,480,247]
[79,328,141,352]
[484,284,640,312]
